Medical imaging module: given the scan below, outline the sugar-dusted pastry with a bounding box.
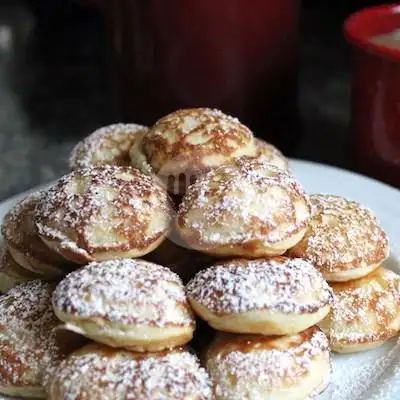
[143,238,216,283]
[0,280,64,398]
[252,138,290,171]
[0,244,40,292]
[69,123,148,169]
[205,327,331,400]
[319,267,400,353]
[187,257,333,335]
[46,343,212,400]
[1,192,68,277]
[176,160,311,258]
[52,259,196,352]
[289,194,389,281]
[130,108,258,195]
[35,166,173,264]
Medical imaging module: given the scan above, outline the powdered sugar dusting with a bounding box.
[53,259,195,327]
[35,166,173,258]
[69,123,148,169]
[178,160,311,246]
[325,268,400,346]
[290,194,389,273]
[206,328,330,400]
[0,280,63,388]
[47,344,212,399]
[187,257,333,315]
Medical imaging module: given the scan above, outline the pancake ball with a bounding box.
[130,108,258,195]
[289,194,389,282]
[319,267,400,353]
[205,327,331,400]
[46,343,212,400]
[70,123,148,169]
[176,160,311,258]
[52,259,196,352]
[35,166,173,264]
[0,280,64,398]
[1,192,69,278]
[187,257,333,335]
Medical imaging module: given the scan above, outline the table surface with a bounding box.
[0,0,353,202]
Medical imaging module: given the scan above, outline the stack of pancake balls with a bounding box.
[0,107,398,399]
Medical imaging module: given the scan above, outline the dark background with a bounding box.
[0,0,388,200]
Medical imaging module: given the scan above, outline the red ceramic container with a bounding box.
[344,4,400,187]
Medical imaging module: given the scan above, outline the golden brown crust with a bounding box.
[0,245,40,292]
[289,194,389,280]
[131,108,257,194]
[1,192,69,277]
[320,267,400,350]
[35,166,174,263]
[206,326,329,355]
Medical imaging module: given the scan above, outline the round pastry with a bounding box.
[251,138,289,171]
[187,257,333,335]
[130,108,258,195]
[0,244,40,292]
[52,259,196,352]
[69,123,148,169]
[1,192,68,277]
[46,343,212,400]
[176,160,312,257]
[35,166,173,264]
[319,267,400,353]
[0,280,64,398]
[289,194,389,281]
[143,238,216,283]
[205,326,331,400]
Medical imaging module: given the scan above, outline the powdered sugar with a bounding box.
[0,280,63,387]
[325,268,400,346]
[69,123,148,170]
[53,259,195,327]
[187,257,333,315]
[47,344,212,399]
[178,161,311,246]
[35,166,173,259]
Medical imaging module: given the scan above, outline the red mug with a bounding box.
[102,0,301,154]
[344,4,400,187]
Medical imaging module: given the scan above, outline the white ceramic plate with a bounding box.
[1,159,400,400]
